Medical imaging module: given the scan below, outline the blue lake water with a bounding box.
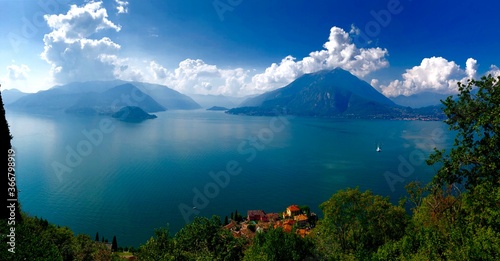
[6,109,454,247]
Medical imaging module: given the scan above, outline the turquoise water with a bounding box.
[6,110,453,247]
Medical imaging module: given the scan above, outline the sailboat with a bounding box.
[376,145,381,152]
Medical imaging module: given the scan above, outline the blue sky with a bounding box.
[1,0,499,97]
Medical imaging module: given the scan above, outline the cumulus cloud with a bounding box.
[115,0,129,14]
[148,59,251,96]
[487,65,500,78]
[143,26,388,96]
[249,26,389,92]
[465,58,478,79]
[380,57,484,97]
[7,64,30,81]
[41,1,123,83]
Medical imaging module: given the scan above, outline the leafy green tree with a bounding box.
[174,215,244,260]
[137,226,176,261]
[243,227,315,261]
[74,234,97,261]
[95,232,99,242]
[299,205,311,216]
[313,187,408,258]
[224,215,229,225]
[375,77,500,260]
[428,75,500,190]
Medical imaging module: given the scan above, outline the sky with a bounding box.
[1,0,499,97]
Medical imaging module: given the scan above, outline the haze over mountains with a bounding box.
[390,92,450,108]
[6,80,201,114]
[3,71,448,119]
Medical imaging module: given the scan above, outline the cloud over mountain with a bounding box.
[249,27,389,93]
[381,57,480,97]
[41,1,123,83]
[7,64,30,81]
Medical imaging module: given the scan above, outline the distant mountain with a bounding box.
[130,82,201,110]
[112,106,157,122]
[65,83,166,115]
[391,92,451,108]
[189,94,245,109]
[0,89,29,105]
[206,106,229,111]
[7,80,201,113]
[231,68,397,117]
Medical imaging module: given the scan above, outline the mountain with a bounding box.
[112,106,157,122]
[391,92,451,108]
[230,68,397,117]
[7,80,201,113]
[0,89,29,105]
[65,83,166,115]
[207,106,229,111]
[189,94,245,109]
[130,82,201,110]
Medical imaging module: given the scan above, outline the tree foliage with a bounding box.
[428,75,500,190]
[243,227,315,261]
[312,187,408,259]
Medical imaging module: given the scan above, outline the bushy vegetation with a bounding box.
[0,214,120,261]
[1,75,499,260]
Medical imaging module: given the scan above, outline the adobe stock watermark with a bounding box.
[179,109,292,224]
[213,0,243,21]
[7,0,69,53]
[384,127,445,192]
[51,86,149,182]
[352,0,411,48]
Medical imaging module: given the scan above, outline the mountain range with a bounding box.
[189,94,249,109]
[7,80,201,114]
[0,89,29,105]
[390,92,451,108]
[229,68,445,119]
[4,72,448,119]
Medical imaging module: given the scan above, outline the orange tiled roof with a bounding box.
[295,214,308,222]
[287,205,300,212]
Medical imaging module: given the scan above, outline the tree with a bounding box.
[374,76,500,260]
[224,215,229,225]
[313,187,408,258]
[174,216,244,260]
[1,85,22,221]
[428,75,500,190]
[137,226,175,260]
[299,205,311,216]
[111,235,118,252]
[243,227,315,261]
[95,232,99,242]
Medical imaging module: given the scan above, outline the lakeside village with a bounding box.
[222,205,318,239]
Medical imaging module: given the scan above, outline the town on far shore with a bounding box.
[223,205,318,239]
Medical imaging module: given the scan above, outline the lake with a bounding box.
[6,109,454,247]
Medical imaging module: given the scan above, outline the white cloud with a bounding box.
[141,26,389,96]
[370,78,380,91]
[147,59,251,96]
[381,57,500,97]
[465,58,478,78]
[115,0,129,14]
[487,65,500,78]
[41,1,123,84]
[7,64,30,81]
[249,26,389,93]
[381,57,473,97]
